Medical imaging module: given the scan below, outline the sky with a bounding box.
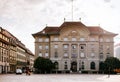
[0,0,120,53]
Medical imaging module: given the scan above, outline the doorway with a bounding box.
[71,61,77,72]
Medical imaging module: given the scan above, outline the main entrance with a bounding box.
[71,61,77,72]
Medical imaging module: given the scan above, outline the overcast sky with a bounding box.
[0,0,120,53]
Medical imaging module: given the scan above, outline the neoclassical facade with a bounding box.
[32,21,117,73]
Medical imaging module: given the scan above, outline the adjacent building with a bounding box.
[0,27,34,74]
[32,21,117,73]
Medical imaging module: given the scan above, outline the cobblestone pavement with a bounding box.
[0,74,120,82]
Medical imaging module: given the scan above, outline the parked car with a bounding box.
[16,69,22,74]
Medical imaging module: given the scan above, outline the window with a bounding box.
[80,52,85,57]
[54,37,58,41]
[45,52,49,57]
[91,53,95,57]
[64,38,68,41]
[63,45,68,49]
[64,52,68,58]
[80,45,84,49]
[39,53,42,57]
[72,38,76,41]
[71,54,77,58]
[39,45,42,49]
[45,38,49,42]
[39,38,43,42]
[80,38,85,41]
[54,44,58,49]
[45,45,49,49]
[72,45,76,49]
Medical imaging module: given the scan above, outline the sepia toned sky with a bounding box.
[0,0,120,53]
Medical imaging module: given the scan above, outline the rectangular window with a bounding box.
[54,37,58,41]
[45,45,49,49]
[64,38,68,41]
[80,38,85,41]
[72,38,76,41]
[91,53,95,57]
[39,45,42,49]
[45,38,49,42]
[80,52,85,57]
[39,53,42,57]
[71,54,77,58]
[72,45,76,49]
[63,45,68,49]
[64,53,68,58]
[39,38,43,42]
[45,53,49,57]
[54,44,58,49]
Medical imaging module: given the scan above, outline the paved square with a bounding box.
[0,74,120,82]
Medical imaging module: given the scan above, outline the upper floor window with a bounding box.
[80,38,85,41]
[45,38,49,42]
[91,53,95,57]
[64,38,68,41]
[54,37,58,41]
[72,38,76,41]
[39,45,42,49]
[63,44,68,49]
[45,52,49,57]
[63,52,68,58]
[72,45,77,49]
[80,52,85,57]
[39,52,42,57]
[54,44,58,49]
[45,45,49,49]
[39,38,43,42]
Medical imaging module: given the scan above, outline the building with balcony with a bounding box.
[32,21,117,73]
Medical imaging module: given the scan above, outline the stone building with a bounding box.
[0,27,34,73]
[32,21,117,73]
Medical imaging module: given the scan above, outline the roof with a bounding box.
[32,21,117,37]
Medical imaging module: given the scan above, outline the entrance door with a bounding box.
[71,61,77,72]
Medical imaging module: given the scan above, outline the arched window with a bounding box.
[90,62,95,69]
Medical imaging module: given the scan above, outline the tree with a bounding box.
[104,57,120,74]
[34,57,55,74]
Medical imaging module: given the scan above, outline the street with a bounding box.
[0,74,120,82]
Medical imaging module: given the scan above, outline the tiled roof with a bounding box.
[88,26,117,35]
[32,21,117,36]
